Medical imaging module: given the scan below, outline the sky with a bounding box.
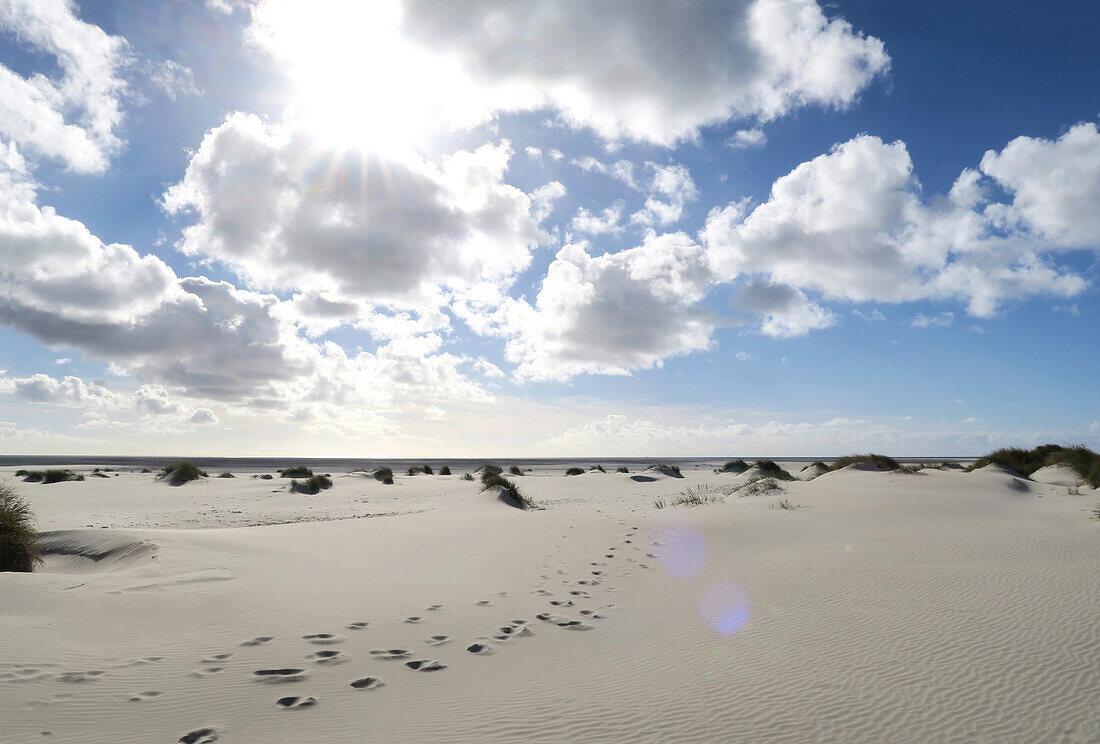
[0,0,1097,457]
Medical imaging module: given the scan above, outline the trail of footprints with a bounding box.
[165,523,648,743]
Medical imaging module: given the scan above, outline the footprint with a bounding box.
[475,600,491,607]
[302,633,345,645]
[127,691,164,702]
[179,729,218,744]
[189,667,224,678]
[350,676,384,690]
[241,636,274,647]
[495,591,508,597]
[405,659,446,672]
[466,642,494,655]
[569,590,589,597]
[424,635,450,646]
[345,621,369,630]
[534,589,552,596]
[556,620,594,631]
[200,653,232,664]
[426,604,443,611]
[549,600,573,607]
[252,668,308,683]
[276,696,317,709]
[369,649,410,660]
[307,650,348,665]
[591,571,603,576]
[57,671,106,683]
[403,617,422,624]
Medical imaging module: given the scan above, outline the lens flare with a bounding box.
[700,583,751,635]
[656,526,706,578]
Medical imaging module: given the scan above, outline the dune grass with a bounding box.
[721,459,749,473]
[753,460,792,480]
[646,464,683,478]
[770,498,802,510]
[565,467,585,476]
[217,472,235,478]
[480,473,537,509]
[617,466,629,473]
[158,461,207,486]
[589,464,606,473]
[672,483,722,507]
[476,464,503,477]
[830,454,900,472]
[0,484,40,572]
[509,465,523,475]
[406,465,435,476]
[461,473,474,481]
[653,497,667,509]
[291,474,333,494]
[970,444,1100,488]
[738,476,785,497]
[278,465,313,478]
[21,469,83,484]
[439,466,451,475]
[373,467,394,485]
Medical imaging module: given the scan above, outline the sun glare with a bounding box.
[250,0,455,157]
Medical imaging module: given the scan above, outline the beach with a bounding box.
[1,461,1097,743]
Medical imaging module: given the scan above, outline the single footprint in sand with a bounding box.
[467,642,494,655]
[369,649,410,660]
[426,604,443,611]
[404,617,423,624]
[189,667,224,678]
[405,659,446,672]
[534,589,552,596]
[57,670,106,683]
[569,590,590,598]
[276,696,317,709]
[424,635,450,646]
[179,728,218,744]
[475,600,491,607]
[127,691,163,702]
[578,610,606,619]
[302,633,345,645]
[200,653,231,664]
[550,600,573,607]
[252,668,308,683]
[591,570,603,576]
[496,591,508,597]
[350,676,384,690]
[307,650,348,665]
[345,621,369,630]
[556,620,594,631]
[241,636,274,647]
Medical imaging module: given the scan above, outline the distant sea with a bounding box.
[0,455,972,473]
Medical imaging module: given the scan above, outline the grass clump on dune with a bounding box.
[291,474,333,494]
[671,483,722,507]
[278,465,313,478]
[565,467,585,476]
[158,462,207,486]
[0,484,40,572]
[509,465,523,475]
[480,473,537,509]
[738,476,785,497]
[439,466,451,475]
[22,469,83,484]
[720,459,749,473]
[217,472,235,479]
[373,467,394,485]
[617,466,629,473]
[476,464,503,477]
[589,464,606,473]
[461,473,474,481]
[753,460,792,479]
[646,464,683,478]
[970,444,1100,488]
[770,498,802,510]
[406,465,434,476]
[831,453,900,472]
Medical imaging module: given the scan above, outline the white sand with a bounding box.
[1,464,1098,743]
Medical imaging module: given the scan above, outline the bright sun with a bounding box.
[250,0,457,157]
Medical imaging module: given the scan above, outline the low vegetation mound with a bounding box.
[752,460,792,480]
[970,444,1100,488]
[217,472,235,478]
[655,483,722,509]
[439,466,451,475]
[646,464,683,478]
[565,467,585,476]
[158,461,207,486]
[406,465,434,476]
[291,474,333,494]
[616,466,629,473]
[373,467,394,485]
[830,454,900,472]
[278,465,313,478]
[508,465,523,475]
[475,464,503,476]
[720,459,749,473]
[589,464,606,473]
[20,469,83,484]
[480,473,537,509]
[0,484,39,572]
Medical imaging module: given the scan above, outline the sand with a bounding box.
[1,463,1098,743]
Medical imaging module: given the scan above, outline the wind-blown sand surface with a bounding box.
[2,464,1098,743]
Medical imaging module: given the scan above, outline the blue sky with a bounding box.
[0,0,1096,456]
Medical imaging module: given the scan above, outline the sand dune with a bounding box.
[1,464,1098,743]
